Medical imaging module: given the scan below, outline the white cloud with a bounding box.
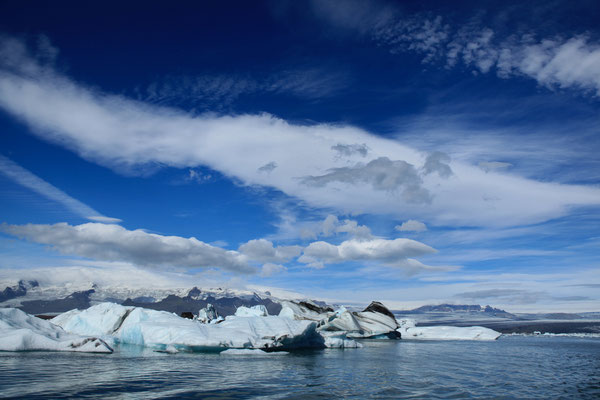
[0,155,121,223]
[371,13,600,95]
[320,215,372,239]
[298,237,438,272]
[395,220,427,232]
[331,143,369,157]
[238,239,301,264]
[187,169,212,183]
[0,36,599,228]
[0,222,254,274]
[478,161,512,173]
[260,263,287,277]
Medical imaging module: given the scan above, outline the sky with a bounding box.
[0,0,599,312]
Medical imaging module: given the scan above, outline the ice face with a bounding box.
[0,308,113,353]
[234,305,268,317]
[197,303,220,323]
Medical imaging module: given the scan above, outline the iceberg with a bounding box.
[311,302,401,339]
[0,308,112,353]
[197,303,222,323]
[52,302,358,351]
[397,319,502,340]
[278,300,333,321]
[234,304,268,317]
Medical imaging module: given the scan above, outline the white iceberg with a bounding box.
[197,303,222,324]
[234,305,268,317]
[278,300,332,321]
[397,319,501,340]
[317,302,400,339]
[0,308,112,353]
[52,302,358,351]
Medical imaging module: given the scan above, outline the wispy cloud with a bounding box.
[0,35,599,229]
[138,67,350,108]
[0,155,121,223]
[387,23,600,95]
[310,2,600,96]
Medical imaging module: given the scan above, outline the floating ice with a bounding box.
[220,348,289,355]
[234,305,268,317]
[52,302,357,351]
[397,319,501,340]
[197,303,221,324]
[0,308,113,353]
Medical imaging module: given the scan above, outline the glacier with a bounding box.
[0,308,113,353]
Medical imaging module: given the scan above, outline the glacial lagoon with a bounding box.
[1,335,599,399]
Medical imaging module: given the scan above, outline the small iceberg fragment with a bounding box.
[234,305,268,317]
[397,319,501,340]
[197,304,223,324]
[220,348,288,355]
[0,308,113,353]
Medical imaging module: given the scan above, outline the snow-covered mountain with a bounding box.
[0,279,297,316]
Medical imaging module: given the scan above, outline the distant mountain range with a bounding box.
[399,304,515,317]
[0,280,283,317]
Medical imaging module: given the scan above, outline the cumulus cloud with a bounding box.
[331,143,369,157]
[320,215,372,239]
[0,155,121,223]
[258,161,277,173]
[0,222,254,274]
[260,263,287,277]
[301,157,432,204]
[238,239,301,264]
[298,237,438,271]
[395,220,427,232]
[0,35,599,227]
[422,151,453,178]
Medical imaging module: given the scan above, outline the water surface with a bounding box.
[1,336,598,399]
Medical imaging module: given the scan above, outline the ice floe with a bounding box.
[397,318,501,340]
[0,308,113,353]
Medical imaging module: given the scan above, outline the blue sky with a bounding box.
[0,0,599,311]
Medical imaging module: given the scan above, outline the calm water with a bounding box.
[1,336,599,399]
